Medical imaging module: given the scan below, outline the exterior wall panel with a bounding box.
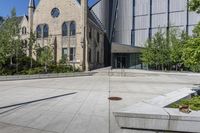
[135,29,149,47]
[170,0,186,11]
[152,0,167,13]
[112,0,133,45]
[170,12,186,26]
[152,14,167,28]
[135,16,149,29]
[189,12,200,25]
[135,0,149,15]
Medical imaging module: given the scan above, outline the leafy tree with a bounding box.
[141,40,155,69]
[0,7,23,74]
[0,29,10,68]
[193,22,200,37]
[27,31,37,68]
[37,45,53,73]
[189,0,200,13]
[2,8,21,65]
[182,37,200,72]
[169,29,189,71]
[0,16,4,25]
[142,29,170,70]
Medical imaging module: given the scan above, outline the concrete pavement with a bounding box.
[0,69,199,133]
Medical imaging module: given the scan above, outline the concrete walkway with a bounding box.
[0,69,199,133]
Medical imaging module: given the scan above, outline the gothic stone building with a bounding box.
[20,0,105,71]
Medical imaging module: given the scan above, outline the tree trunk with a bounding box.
[162,64,164,71]
[30,58,33,68]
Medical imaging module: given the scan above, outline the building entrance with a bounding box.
[116,56,127,68]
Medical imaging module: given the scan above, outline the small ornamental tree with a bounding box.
[37,45,53,73]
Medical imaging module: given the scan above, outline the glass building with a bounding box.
[91,0,200,68]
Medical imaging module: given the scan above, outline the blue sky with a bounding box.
[0,0,96,17]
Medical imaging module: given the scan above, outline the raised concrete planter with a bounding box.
[114,87,200,133]
[0,72,94,81]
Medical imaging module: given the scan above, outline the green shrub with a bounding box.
[20,67,45,75]
[170,96,200,111]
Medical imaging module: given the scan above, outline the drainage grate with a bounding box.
[108,97,122,101]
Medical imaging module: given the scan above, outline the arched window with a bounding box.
[62,22,68,36]
[36,25,42,38]
[22,27,27,35]
[70,21,76,36]
[43,24,49,38]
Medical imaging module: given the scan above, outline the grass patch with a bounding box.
[170,96,200,111]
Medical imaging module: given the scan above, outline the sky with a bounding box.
[0,0,96,17]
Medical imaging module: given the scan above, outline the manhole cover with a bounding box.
[108,97,122,101]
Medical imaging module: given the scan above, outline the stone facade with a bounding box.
[20,0,105,71]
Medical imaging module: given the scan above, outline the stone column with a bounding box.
[81,0,89,71]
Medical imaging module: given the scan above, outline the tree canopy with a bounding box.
[189,0,200,13]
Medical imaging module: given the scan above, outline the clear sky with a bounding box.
[0,0,97,17]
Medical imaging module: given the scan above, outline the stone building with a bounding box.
[20,0,106,71]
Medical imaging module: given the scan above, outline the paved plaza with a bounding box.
[0,69,199,133]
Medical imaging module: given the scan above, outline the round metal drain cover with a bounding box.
[108,97,122,101]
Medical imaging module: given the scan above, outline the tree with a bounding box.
[28,31,36,68]
[141,40,155,69]
[0,29,10,68]
[182,37,200,72]
[193,22,200,37]
[189,0,200,13]
[37,45,53,73]
[0,16,4,26]
[141,29,170,71]
[2,8,21,66]
[169,29,189,71]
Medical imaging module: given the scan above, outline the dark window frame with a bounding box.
[43,24,49,38]
[62,22,68,36]
[70,47,76,61]
[22,27,27,35]
[70,21,76,36]
[97,32,100,43]
[36,25,42,38]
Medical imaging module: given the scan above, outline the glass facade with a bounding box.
[113,53,142,69]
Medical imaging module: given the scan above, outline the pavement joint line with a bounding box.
[62,84,96,132]
[0,121,58,133]
[0,92,77,110]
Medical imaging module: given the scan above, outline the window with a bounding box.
[97,32,100,43]
[97,51,100,63]
[70,48,76,61]
[22,40,28,48]
[51,8,60,18]
[22,27,27,35]
[89,28,92,39]
[62,48,68,58]
[89,48,91,63]
[36,25,42,38]
[43,24,49,38]
[70,21,76,36]
[62,22,68,36]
